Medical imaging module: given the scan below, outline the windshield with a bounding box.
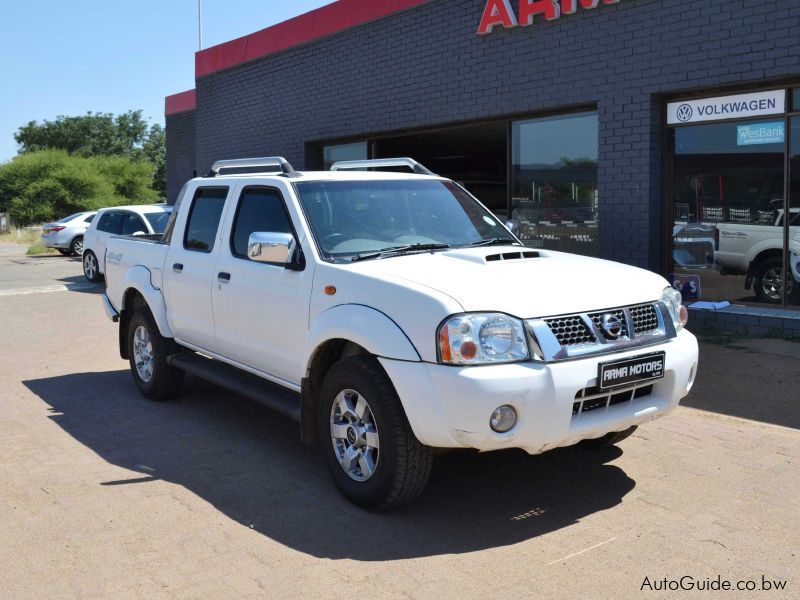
[294,179,516,260]
[144,210,172,234]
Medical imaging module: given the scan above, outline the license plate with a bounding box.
[598,352,665,390]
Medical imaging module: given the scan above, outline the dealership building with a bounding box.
[165,0,800,323]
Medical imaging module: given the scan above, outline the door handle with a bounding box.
[173,263,184,273]
[218,272,231,283]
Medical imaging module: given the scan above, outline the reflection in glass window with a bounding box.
[670,119,785,305]
[323,141,368,170]
[511,112,599,256]
[787,117,800,306]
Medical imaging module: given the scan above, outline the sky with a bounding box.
[0,0,332,161]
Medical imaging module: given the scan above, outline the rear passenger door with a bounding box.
[93,210,124,261]
[163,186,232,350]
[211,184,314,386]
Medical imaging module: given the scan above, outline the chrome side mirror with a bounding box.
[248,232,296,265]
[505,219,520,235]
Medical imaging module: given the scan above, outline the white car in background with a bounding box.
[82,204,173,283]
[41,211,96,256]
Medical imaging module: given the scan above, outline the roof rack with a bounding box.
[208,157,300,178]
[330,157,436,176]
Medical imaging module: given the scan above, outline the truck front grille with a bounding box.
[572,383,654,416]
[543,316,594,346]
[630,304,659,334]
[529,301,672,362]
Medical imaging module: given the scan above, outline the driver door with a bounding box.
[212,184,314,386]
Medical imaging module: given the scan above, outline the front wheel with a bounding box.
[318,356,433,510]
[127,308,184,401]
[83,250,102,282]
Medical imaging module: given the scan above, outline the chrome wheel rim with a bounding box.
[762,267,783,301]
[73,238,83,255]
[132,325,155,383]
[330,389,380,482]
[84,253,96,279]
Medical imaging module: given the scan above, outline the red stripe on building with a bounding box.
[165,89,197,116]
[195,0,430,78]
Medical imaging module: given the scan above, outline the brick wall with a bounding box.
[182,0,800,269]
[166,110,196,204]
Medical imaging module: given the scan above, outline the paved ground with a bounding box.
[1,244,798,599]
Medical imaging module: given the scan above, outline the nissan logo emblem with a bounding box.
[676,104,693,122]
[601,314,624,339]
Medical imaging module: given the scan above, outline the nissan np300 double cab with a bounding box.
[101,157,699,510]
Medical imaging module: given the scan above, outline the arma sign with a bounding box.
[478,0,621,35]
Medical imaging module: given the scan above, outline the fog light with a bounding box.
[490,405,517,433]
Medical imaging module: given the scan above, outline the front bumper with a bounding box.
[380,329,698,454]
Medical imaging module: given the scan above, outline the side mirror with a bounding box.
[248,232,298,266]
[505,219,520,235]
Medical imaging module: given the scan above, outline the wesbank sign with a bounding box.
[478,0,621,35]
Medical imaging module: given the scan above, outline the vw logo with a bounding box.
[601,314,624,339]
[676,104,693,123]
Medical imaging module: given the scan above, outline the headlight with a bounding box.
[438,313,530,365]
[661,287,688,331]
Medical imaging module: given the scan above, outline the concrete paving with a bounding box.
[0,246,797,599]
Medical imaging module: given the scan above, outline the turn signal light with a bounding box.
[679,305,689,328]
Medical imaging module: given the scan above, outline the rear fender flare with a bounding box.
[121,266,173,339]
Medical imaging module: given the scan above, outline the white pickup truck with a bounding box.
[101,157,698,509]
[716,209,799,303]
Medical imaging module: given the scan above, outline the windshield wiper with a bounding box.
[464,238,521,248]
[351,243,451,262]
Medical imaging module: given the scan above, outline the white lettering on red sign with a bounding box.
[478,0,620,35]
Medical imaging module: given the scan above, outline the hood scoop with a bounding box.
[485,250,541,263]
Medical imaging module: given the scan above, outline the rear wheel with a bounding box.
[127,308,184,401]
[318,356,433,510]
[83,250,101,282]
[753,257,789,304]
[69,236,84,256]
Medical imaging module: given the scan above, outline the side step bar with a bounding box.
[167,352,301,422]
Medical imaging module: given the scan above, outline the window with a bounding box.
[83,214,95,223]
[323,141,368,170]
[96,211,124,235]
[231,188,294,258]
[121,213,147,236]
[669,118,785,304]
[144,211,172,234]
[511,112,599,256]
[184,188,228,252]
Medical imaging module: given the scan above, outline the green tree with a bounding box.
[14,111,166,194]
[0,150,158,225]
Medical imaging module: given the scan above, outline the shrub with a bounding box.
[0,150,158,225]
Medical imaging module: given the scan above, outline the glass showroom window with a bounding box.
[670,119,786,305]
[323,141,368,170]
[511,112,599,256]
[788,117,800,307]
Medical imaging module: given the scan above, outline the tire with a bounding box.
[83,250,102,283]
[318,356,433,510]
[127,308,184,401]
[69,235,84,256]
[57,248,71,256]
[580,425,637,449]
[754,257,788,304]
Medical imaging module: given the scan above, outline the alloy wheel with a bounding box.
[330,389,380,482]
[84,253,97,280]
[132,325,155,383]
